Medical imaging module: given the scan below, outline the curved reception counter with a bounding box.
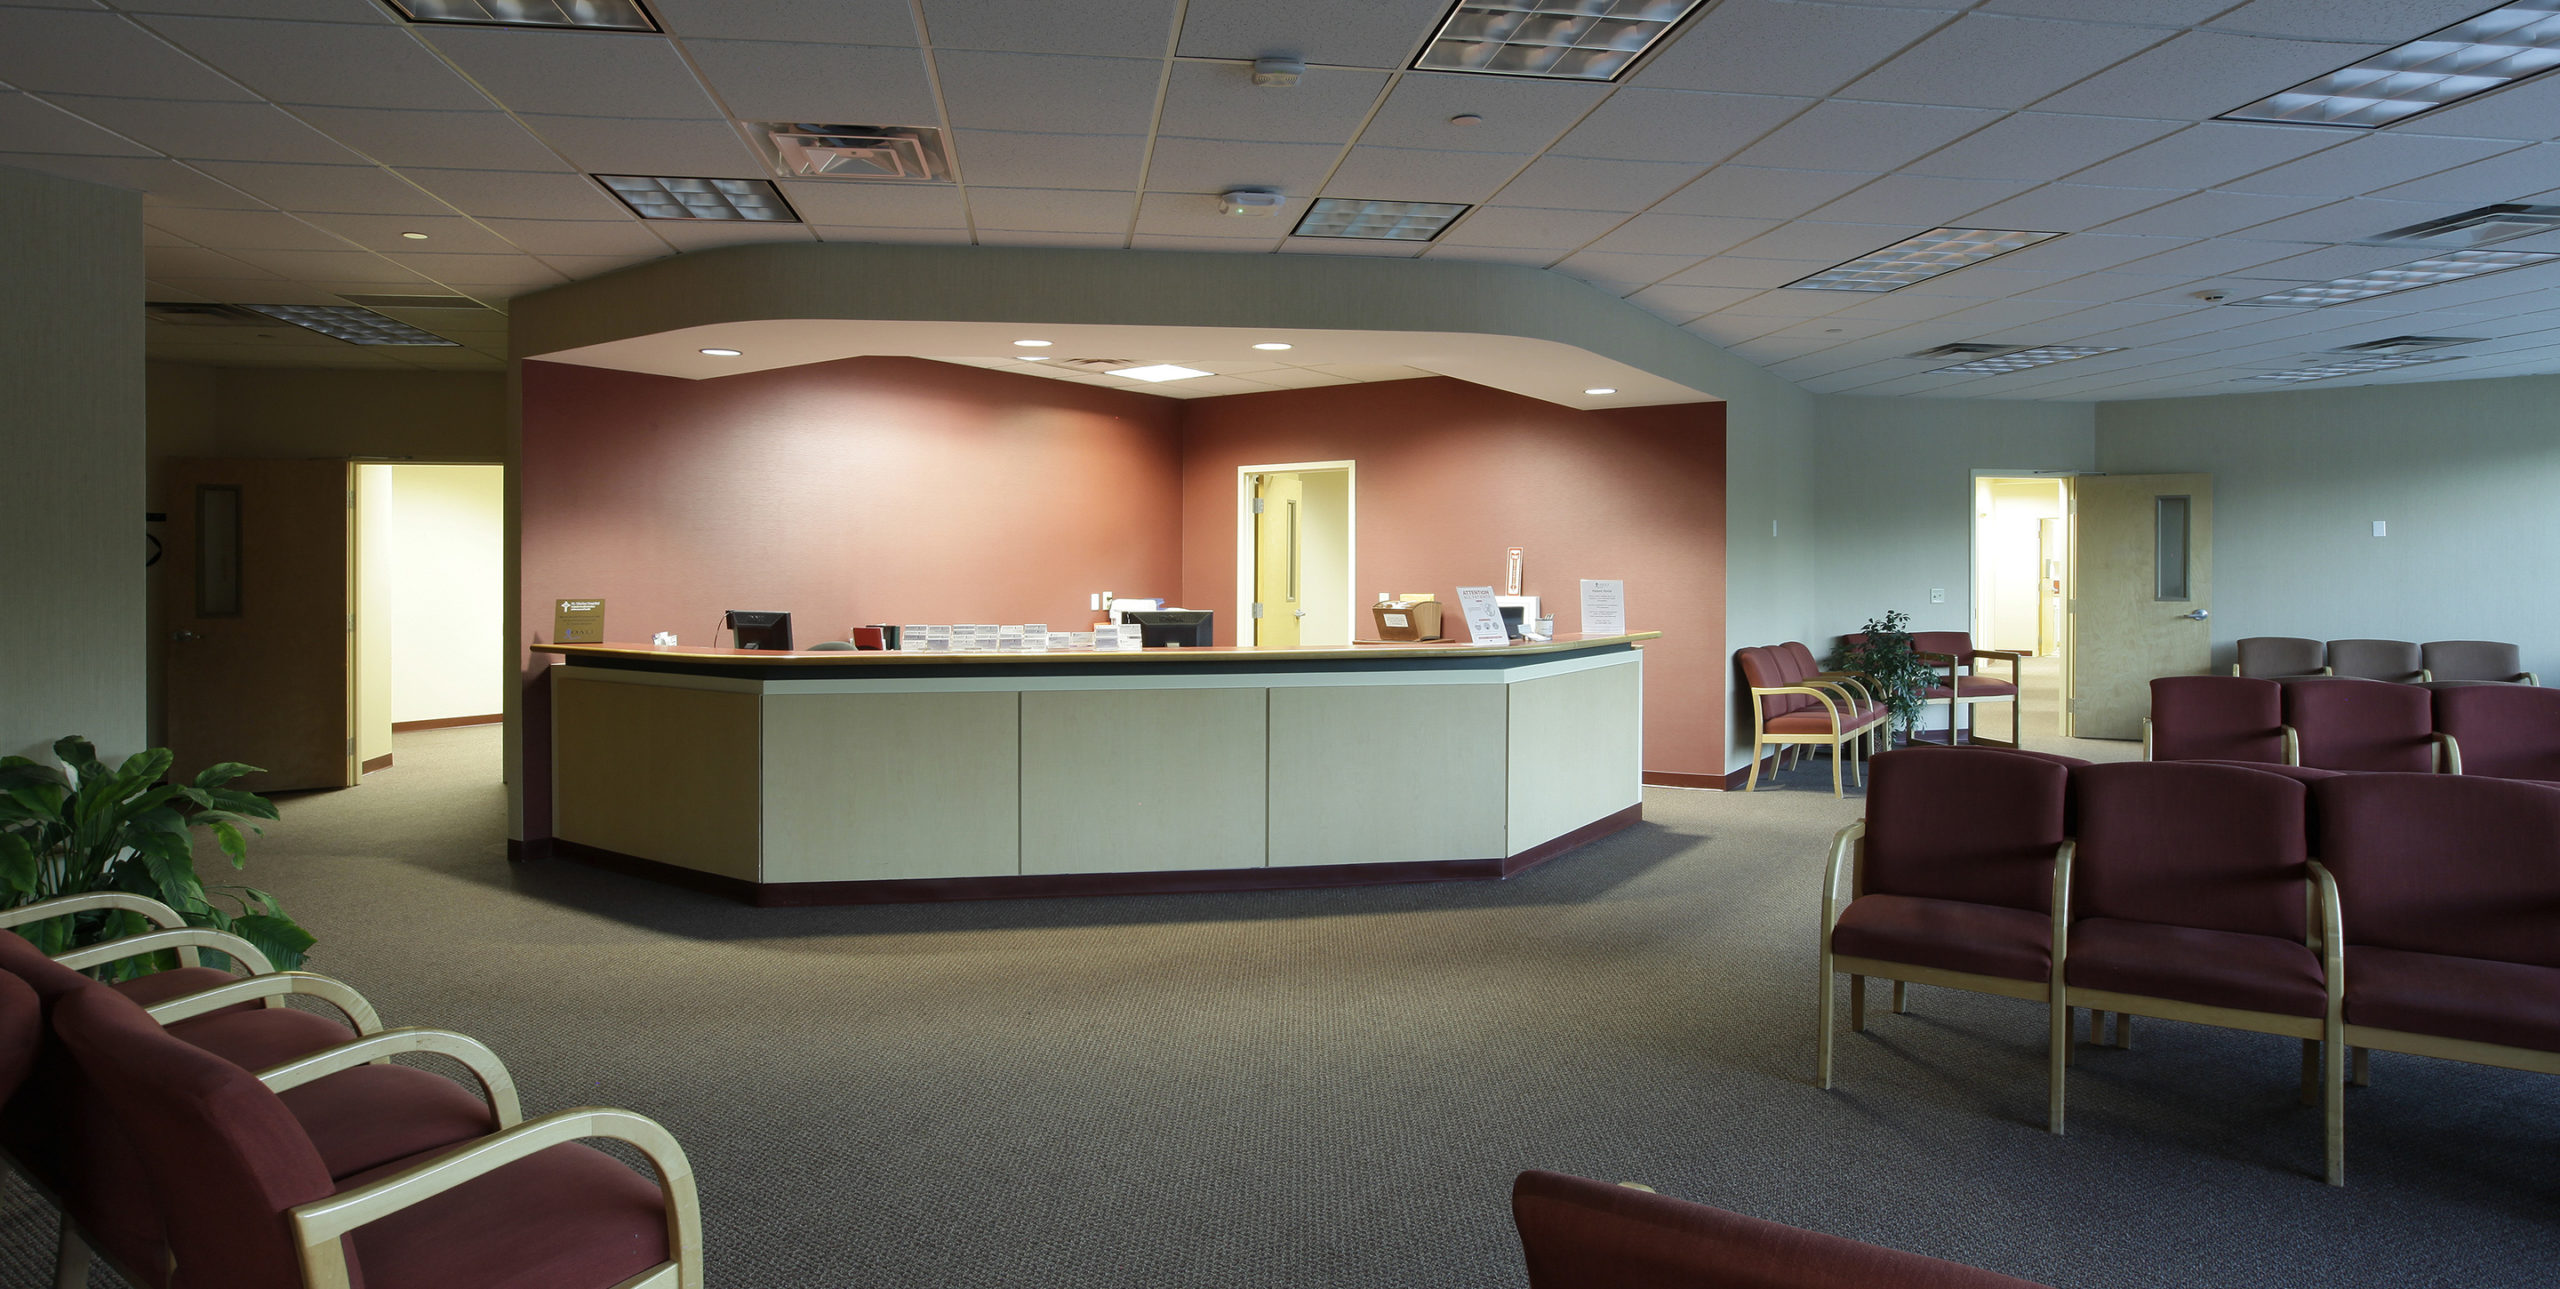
[533,633,1654,905]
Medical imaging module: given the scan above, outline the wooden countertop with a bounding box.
[535,631,1658,667]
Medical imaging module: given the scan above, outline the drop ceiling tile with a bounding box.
[1730,100,2006,173]
[387,251,567,288]
[1653,166,1880,220]
[1421,243,1560,266]
[1585,212,1782,257]
[970,229,1124,247]
[142,226,196,247]
[966,187,1134,233]
[144,246,279,278]
[1493,156,1701,212]
[1551,250,1699,290]
[536,250,673,275]
[648,0,917,42]
[0,10,259,102]
[2010,271,2196,302]
[1434,205,1626,249]
[1128,231,1283,252]
[1839,15,2173,110]
[1143,137,1342,195]
[480,217,669,255]
[1803,174,2037,226]
[2220,133,2528,197]
[0,151,262,205]
[0,92,158,156]
[2109,237,2306,278]
[1991,233,2189,274]
[401,168,631,220]
[919,0,1176,56]
[2065,123,2349,191]
[1628,283,1766,318]
[678,39,938,124]
[189,160,443,214]
[1907,112,2182,185]
[2204,0,2493,42]
[143,207,347,250]
[641,222,818,250]
[45,94,371,165]
[776,181,966,227]
[948,129,1147,190]
[1826,291,1976,320]
[1359,72,1611,155]
[1715,286,1866,319]
[224,247,427,283]
[1892,266,2091,298]
[1279,237,1425,258]
[1725,220,1928,262]
[1633,0,1954,97]
[292,211,510,253]
[151,277,345,304]
[1321,146,1528,205]
[1156,62,1388,145]
[1685,314,1788,345]
[1546,88,1809,166]
[1173,0,1445,68]
[2370,143,2560,206]
[2096,189,2333,238]
[2225,243,2444,280]
[420,27,719,119]
[140,16,489,109]
[934,51,1163,136]
[2029,30,2386,120]
[287,107,566,172]
[1135,190,1262,238]
[519,116,764,178]
[1660,256,1835,289]
[2226,196,2471,243]
[1963,182,2186,231]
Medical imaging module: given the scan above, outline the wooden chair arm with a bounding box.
[0,892,187,933]
[2141,716,2154,761]
[257,1026,521,1126]
[2434,732,2461,775]
[2048,840,2077,980]
[1820,819,1865,934]
[2306,861,2344,1003]
[1970,649,2029,662]
[2523,672,2541,686]
[1805,671,1876,703]
[1753,685,1844,727]
[147,971,382,1034]
[2281,726,2302,767]
[56,927,273,977]
[291,1107,703,1289]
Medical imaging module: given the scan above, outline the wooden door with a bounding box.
[1252,472,1305,648]
[2067,473,2212,739]
[163,459,355,791]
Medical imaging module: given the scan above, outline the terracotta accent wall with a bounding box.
[1177,378,1727,782]
[518,355,1183,837]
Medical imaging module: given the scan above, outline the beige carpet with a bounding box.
[5,722,2554,1287]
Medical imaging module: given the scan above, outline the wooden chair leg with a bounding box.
[2352,1046,2371,1087]
[2115,1014,2133,1049]
[1746,735,1765,792]
[2086,1009,2105,1045]
[1850,975,1866,1032]
[1890,980,1907,1014]
[2048,992,2069,1134]
[1829,736,1844,797]
[1817,955,1837,1089]
[55,1217,92,1289]
[2325,1033,2346,1187]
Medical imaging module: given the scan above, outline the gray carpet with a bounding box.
[6,718,2556,1288]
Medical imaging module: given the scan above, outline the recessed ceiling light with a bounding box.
[1252,342,1293,351]
[1786,228,2062,293]
[2220,3,2560,128]
[1107,364,1213,383]
[2227,248,2560,307]
[399,231,430,240]
[1930,345,2125,375]
[387,0,657,31]
[759,122,950,182]
[1017,355,1051,361]
[699,347,742,356]
[595,174,796,222]
[1293,198,1471,241]
[2244,355,2461,382]
[1584,387,1617,395]
[1012,339,1053,348]
[1416,0,1709,82]
[240,304,460,347]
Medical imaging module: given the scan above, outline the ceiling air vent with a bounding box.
[1905,343,2019,359]
[2360,204,2560,250]
[2326,335,2484,355]
[761,123,951,181]
[144,302,270,326]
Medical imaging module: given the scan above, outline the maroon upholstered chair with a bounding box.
[2233,637,2328,679]
[2312,774,2560,1182]
[2144,676,2290,763]
[2061,762,2341,1182]
[2433,683,2560,780]
[52,983,702,1289]
[2421,640,2536,685]
[1738,645,1883,796]
[1819,748,2072,1126]
[1908,630,2024,748]
[2325,639,2427,683]
[2279,677,2442,773]
[1511,1169,2051,1289]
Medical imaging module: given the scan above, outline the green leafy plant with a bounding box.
[1830,610,1940,742]
[0,736,312,979]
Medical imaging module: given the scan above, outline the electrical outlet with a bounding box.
[1930,587,1946,603]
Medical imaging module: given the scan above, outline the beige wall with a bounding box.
[2,166,146,762]
[386,464,505,723]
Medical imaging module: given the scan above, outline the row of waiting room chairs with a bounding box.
[2147,674,2560,779]
[1818,747,2559,1186]
[0,892,701,1289]
[2235,636,2538,685]
[1737,633,2023,796]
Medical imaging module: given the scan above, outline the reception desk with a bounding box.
[534,633,1654,905]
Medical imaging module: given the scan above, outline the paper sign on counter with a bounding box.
[1580,579,1626,636]
[1454,586,1509,646]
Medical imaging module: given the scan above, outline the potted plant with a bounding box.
[0,736,313,979]
[1831,610,1940,744]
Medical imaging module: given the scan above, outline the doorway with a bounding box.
[353,463,505,776]
[1235,462,1354,648]
[1970,476,2069,741]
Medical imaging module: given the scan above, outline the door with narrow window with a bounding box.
[1252,471,1305,648]
[163,459,356,791]
[2067,474,2212,740]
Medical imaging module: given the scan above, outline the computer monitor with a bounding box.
[725,610,792,651]
[1499,605,1526,639]
[1127,609,1213,648]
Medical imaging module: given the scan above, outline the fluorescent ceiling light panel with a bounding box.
[1785,228,2061,293]
[2244,355,2460,382]
[1416,0,1707,81]
[240,304,461,346]
[595,175,796,222]
[1930,345,2124,375]
[761,123,949,182]
[2327,334,2483,354]
[2227,248,2560,306]
[2362,203,2560,249]
[387,0,657,31]
[1107,364,1213,382]
[2221,1,2560,128]
[1292,198,1471,241]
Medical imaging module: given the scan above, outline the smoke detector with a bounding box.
[1218,188,1286,217]
[1252,57,1305,87]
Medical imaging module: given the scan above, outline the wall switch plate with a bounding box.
[1930,587,1946,603]
[1771,520,1779,537]
[2372,520,2387,537]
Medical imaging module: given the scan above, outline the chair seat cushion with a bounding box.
[279,1064,502,1180]
[1832,895,2049,983]
[1951,679,2019,699]
[2345,946,2560,1053]
[2065,918,2326,1019]
[108,965,244,1010]
[343,1141,670,1289]
[165,1005,354,1073]
[1767,707,1882,735]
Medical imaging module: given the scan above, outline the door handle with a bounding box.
[171,630,203,643]
[2180,609,2209,621]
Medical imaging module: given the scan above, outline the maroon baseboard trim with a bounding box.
[393,714,503,732]
[360,753,393,774]
[542,802,1645,907]
[1642,771,1725,790]
[508,836,555,863]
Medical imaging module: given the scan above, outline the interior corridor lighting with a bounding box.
[1785,228,2060,292]
[2227,248,2560,306]
[1293,198,1471,241]
[1415,0,1708,81]
[595,175,796,222]
[1012,339,1053,347]
[389,0,658,31]
[240,304,460,346]
[1252,342,1294,350]
[699,348,742,356]
[2244,355,2460,382]
[1583,387,1617,395]
[1107,364,1213,382]
[1930,345,2125,374]
[2222,1,2560,128]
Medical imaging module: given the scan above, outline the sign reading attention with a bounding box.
[554,598,606,643]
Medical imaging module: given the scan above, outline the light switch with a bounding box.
[2372,520,2387,537]
[1930,587,1946,603]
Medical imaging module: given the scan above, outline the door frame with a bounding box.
[1234,460,1356,648]
[1967,469,2081,735]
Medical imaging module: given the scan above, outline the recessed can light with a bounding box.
[1012,339,1053,348]
[1252,342,1293,351]
[1108,364,1213,383]
[1584,387,1616,395]
[399,231,430,240]
[699,348,742,356]
[1018,355,1052,361]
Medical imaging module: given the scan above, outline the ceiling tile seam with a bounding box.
[1273,64,1415,248]
[1117,0,1192,251]
[896,0,988,247]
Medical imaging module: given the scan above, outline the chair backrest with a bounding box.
[2326,638,2424,682]
[1862,747,2070,911]
[1736,647,1806,721]
[1778,641,1827,685]
[803,639,859,651]
[1909,630,1973,671]
[2280,677,2436,772]
[2235,637,2325,678]
[2433,683,2560,780]
[2071,762,2308,940]
[53,985,338,1289]
[0,971,36,1111]
[2147,675,2286,763]
[2313,774,2560,968]
[2421,639,2522,683]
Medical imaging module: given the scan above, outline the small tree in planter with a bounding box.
[1830,610,1939,745]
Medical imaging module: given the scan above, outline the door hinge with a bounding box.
[1250,602,1264,619]
[346,613,356,632]
[345,737,356,754]
[1250,498,1265,514]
